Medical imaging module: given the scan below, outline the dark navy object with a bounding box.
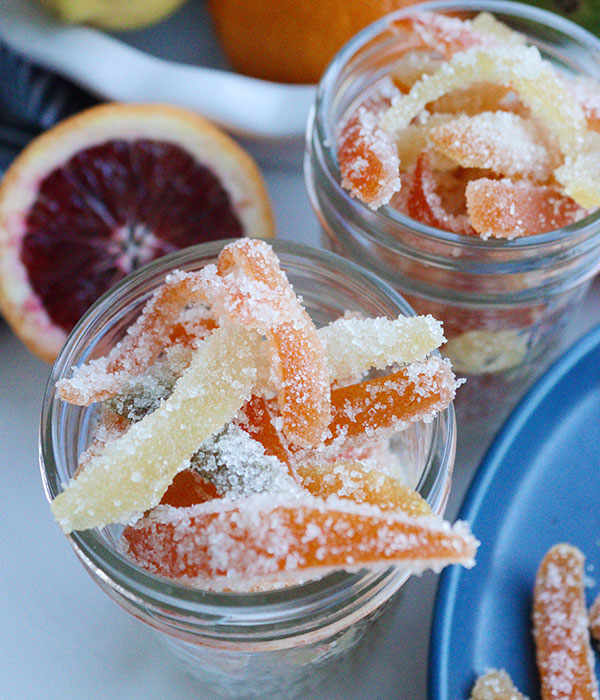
[429,324,600,700]
[0,43,94,173]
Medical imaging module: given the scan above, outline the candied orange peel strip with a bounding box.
[406,152,474,235]
[337,80,402,209]
[213,239,331,448]
[391,12,496,59]
[326,357,458,447]
[296,460,432,516]
[428,111,555,181]
[533,543,599,700]
[470,669,528,700]
[122,494,478,587]
[466,178,584,239]
[51,324,260,533]
[57,270,209,406]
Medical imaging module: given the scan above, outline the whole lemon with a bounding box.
[40,0,188,31]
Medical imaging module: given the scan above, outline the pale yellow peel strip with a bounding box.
[318,315,445,382]
[51,324,260,533]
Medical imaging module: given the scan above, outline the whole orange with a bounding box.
[207,0,423,84]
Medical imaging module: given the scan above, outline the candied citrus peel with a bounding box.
[211,239,331,448]
[52,324,260,532]
[466,179,584,239]
[470,669,528,700]
[122,494,478,587]
[533,544,599,700]
[296,460,432,516]
[57,270,208,406]
[337,77,402,210]
[326,357,459,447]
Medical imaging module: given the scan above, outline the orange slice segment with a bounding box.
[466,178,584,239]
[0,103,274,363]
[296,460,432,516]
[326,357,458,446]
[533,543,599,700]
[428,111,555,181]
[51,324,261,533]
[214,239,331,448]
[122,495,479,587]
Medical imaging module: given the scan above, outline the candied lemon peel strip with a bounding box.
[533,543,599,700]
[51,324,261,533]
[380,46,599,208]
[318,315,445,382]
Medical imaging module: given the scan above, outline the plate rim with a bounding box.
[428,322,600,700]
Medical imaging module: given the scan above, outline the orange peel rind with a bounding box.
[533,543,599,700]
[122,494,479,588]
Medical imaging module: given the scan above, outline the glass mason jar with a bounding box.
[40,240,455,699]
[305,0,600,435]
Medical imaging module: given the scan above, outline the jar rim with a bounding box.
[39,238,456,626]
[313,0,600,252]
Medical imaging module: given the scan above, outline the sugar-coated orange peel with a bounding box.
[428,111,555,181]
[57,270,209,406]
[122,494,478,587]
[466,179,584,239]
[213,239,331,448]
[337,88,401,210]
[533,543,599,700]
[326,357,458,446]
[470,669,528,700]
[407,152,474,235]
[391,12,496,59]
[296,460,432,516]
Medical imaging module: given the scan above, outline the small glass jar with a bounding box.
[40,240,455,699]
[305,0,600,434]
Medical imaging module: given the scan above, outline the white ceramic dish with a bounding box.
[0,0,316,142]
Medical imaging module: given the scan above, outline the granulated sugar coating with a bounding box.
[466,179,585,239]
[533,544,599,700]
[51,239,474,589]
[122,494,478,589]
[336,11,600,237]
[470,669,528,700]
[428,112,555,181]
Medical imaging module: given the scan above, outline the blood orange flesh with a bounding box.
[22,139,243,333]
[0,103,275,362]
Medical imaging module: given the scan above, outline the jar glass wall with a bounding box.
[305,0,600,436]
[40,240,456,699]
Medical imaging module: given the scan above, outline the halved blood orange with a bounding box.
[0,103,275,362]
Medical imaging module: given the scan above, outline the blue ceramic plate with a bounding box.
[429,325,600,700]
